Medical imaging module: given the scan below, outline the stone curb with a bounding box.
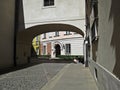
[40,64,71,90]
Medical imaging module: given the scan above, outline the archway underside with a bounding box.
[17,23,84,42]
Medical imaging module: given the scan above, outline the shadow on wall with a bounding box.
[31,46,37,58]
[109,0,120,79]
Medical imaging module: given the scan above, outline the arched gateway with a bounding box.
[16,0,85,64]
[16,23,85,64]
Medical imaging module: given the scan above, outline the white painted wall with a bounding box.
[60,38,84,55]
[23,0,85,33]
[23,0,85,23]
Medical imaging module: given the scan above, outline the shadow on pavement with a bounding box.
[0,58,74,75]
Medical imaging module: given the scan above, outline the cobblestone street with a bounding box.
[0,63,66,90]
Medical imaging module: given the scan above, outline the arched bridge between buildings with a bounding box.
[16,23,85,65]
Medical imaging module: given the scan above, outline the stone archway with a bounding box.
[16,23,85,65]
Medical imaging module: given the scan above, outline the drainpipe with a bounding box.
[84,40,89,67]
[14,0,19,66]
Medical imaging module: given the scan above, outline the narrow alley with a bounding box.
[1,0,120,90]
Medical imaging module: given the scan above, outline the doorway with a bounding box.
[55,44,61,57]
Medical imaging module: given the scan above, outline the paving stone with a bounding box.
[0,63,66,90]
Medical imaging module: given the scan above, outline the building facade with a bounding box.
[85,0,120,90]
[32,36,40,56]
[40,31,84,58]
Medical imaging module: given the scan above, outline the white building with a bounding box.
[40,31,84,58]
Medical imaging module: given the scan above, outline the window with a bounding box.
[43,33,46,39]
[65,44,71,55]
[44,0,54,6]
[43,46,46,55]
[65,31,71,35]
[54,31,59,37]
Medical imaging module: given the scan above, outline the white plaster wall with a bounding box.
[97,0,115,73]
[60,38,84,55]
[23,0,85,23]
[23,0,85,33]
[70,38,84,55]
[41,37,84,57]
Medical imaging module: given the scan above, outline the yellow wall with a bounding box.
[32,35,40,55]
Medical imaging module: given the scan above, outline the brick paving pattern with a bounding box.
[0,63,66,90]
